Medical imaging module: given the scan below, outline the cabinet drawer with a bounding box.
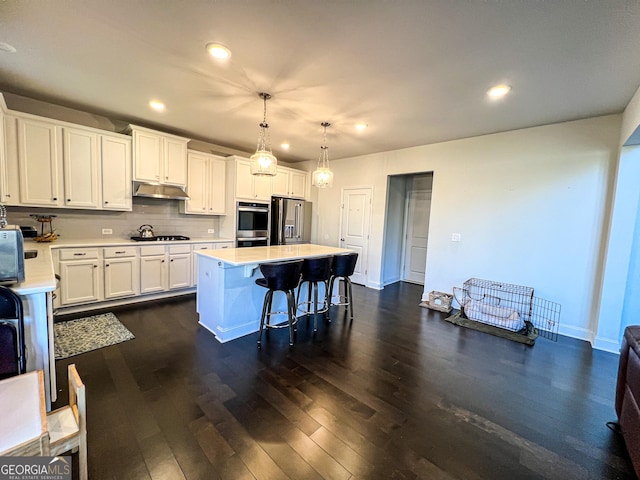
[140,245,166,256]
[59,248,99,260]
[103,246,137,258]
[192,243,214,252]
[216,242,234,249]
[169,244,191,254]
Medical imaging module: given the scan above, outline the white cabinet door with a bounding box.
[1,115,19,205]
[17,118,63,206]
[235,160,254,199]
[272,169,289,197]
[101,135,132,211]
[290,170,307,199]
[59,260,101,305]
[131,126,188,186]
[169,254,191,290]
[185,152,226,215]
[164,137,187,186]
[185,152,208,214]
[133,129,162,183]
[253,174,272,201]
[104,257,139,299]
[271,167,307,199]
[0,107,9,204]
[140,255,167,294]
[236,158,271,200]
[209,157,226,214]
[62,127,100,208]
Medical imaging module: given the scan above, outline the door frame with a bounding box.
[338,185,374,287]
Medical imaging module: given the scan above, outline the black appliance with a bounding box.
[236,201,269,247]
[270,196,312,245]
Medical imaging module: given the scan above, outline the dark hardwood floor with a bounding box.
[53,282,635,479]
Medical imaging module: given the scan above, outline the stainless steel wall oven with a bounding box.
[236,201,269,247]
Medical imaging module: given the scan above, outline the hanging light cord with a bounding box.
[256,93,272,152]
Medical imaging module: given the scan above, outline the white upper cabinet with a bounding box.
[17,117,64,206]
[5,112,132,211]
[130,125,189,186]
[101,135,132,211]
[272,166,308,199]
[183,150,226,215]
[0,106,18,205]
[235,158,272,201]
[62,127,100,208]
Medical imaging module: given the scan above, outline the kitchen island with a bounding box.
[195,244,352,343]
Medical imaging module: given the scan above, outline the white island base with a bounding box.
[195,244,352,343]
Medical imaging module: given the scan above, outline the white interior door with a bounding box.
[340,187,372,285]
[402,190,431,284]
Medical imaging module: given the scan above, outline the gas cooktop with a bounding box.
[130,235,191,242]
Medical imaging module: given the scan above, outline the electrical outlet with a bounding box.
[102,228,113,235]
[207,228,215,234]
[451,233,461,242]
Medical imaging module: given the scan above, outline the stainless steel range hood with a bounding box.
[133,182,190,200]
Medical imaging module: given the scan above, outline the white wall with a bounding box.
[314,115,621,343]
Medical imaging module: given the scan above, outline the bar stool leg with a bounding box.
[328,276,336,307]
[312,281,319,332]
[323,280,331,323]
[346,277,354,320]
[286,290,296,347]
[258,290,272,348]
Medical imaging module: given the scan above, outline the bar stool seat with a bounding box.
[328,253,358,321]
[297,256,333,332]
[255,260,304,348]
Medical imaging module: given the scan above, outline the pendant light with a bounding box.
[250,92,277,176]
[312,122,334,188]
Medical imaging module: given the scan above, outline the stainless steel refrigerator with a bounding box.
[270,197,312,245]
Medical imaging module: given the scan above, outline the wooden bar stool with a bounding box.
[296,256,333,332]
[255,260,304,348]
[328,253,358,321]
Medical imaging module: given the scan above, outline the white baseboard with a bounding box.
[367,281,384,290]
[593,336,621,354]
[558,324,592,342]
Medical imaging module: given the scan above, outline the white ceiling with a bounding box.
[1,1,640,163]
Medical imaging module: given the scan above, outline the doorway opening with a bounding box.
[382,172,433,286]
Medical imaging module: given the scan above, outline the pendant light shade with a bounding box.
[250,92,277,176]
[312,122,333,188]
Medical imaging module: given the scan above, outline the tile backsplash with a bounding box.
[6,197,222,240]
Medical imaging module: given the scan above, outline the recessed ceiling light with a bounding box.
[355,123,368,131]
[280,143,290,150]
[206,43,232,60]
[0,42,16,53]
[149,100,166,112]
[487,84,511,99]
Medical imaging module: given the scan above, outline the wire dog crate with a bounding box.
[451,278,560,345]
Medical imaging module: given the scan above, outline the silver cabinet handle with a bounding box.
[115,251,125,254]
[74,253,87,256]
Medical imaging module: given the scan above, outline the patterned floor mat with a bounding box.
[54,312,135,359]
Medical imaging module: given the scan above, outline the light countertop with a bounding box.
[11,237,235,296]
[195,244,352,266]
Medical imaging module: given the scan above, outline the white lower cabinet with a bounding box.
[55,240,232,309]
[103,246,139,299]
[58,248,102,305]
[140,245,167,294]
[168,244,191,290]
